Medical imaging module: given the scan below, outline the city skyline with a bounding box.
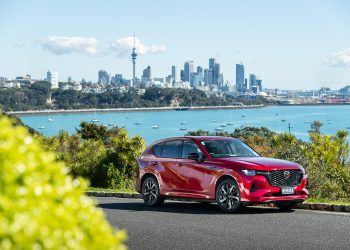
[1,0,350,89]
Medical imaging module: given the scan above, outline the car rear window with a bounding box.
[161,140,182,158]
[152,143,164,157]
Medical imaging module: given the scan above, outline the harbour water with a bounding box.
[18,105,350,144]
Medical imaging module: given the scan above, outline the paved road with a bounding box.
[97,197,350,250]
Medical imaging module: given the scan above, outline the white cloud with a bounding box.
[41,36,98,56]
[108,36,166,57]
[324,48,350,67]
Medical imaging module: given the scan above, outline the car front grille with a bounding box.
[266,170,303,187]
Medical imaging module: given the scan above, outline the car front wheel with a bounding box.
[216,179,241,213]
[142,176,165,206]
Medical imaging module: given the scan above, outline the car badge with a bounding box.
[284,171,290,179]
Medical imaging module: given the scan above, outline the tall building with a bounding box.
[190,72,200,88]
[111,74,125,85]
[131,35,137,87]
[209,58,216,70]
[98,70,110,84]
[142,65,152,81]
[180,70,185,81]
[171,66,177,83]
[184,61,194,82]
[46,70,58,89]
[249,74,257,91]
[236,63,245,94]
[256,79,262,92]
[197,66,203,82]
[203,68,213,85]
[214,62,221,85]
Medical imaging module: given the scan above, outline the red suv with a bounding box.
[136,136,308,213]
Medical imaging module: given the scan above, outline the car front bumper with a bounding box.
[239,174,309,203]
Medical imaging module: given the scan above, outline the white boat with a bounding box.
[215,127,224,131]
[226,122,234,125]
[180,128,187,131]
[220,124,227,128]
[212,120,217,123]
[48,117,54,122]
[38,126,45,129]
[91,111,100,123]
[180,121,187,125]
[152,125,159,129]
[134,121,141,125]
[107,123,114,126]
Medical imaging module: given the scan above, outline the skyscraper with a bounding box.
[131,35,137,87]
[171,66,177,83]
[236,63,245,94]
[249,74,257,91]
[214,62,221,85]
[204,68,213,85]
[46,70,58,89]
[184,61,194,82]
[209,58,216,70]
[197,66,203,82]
[190,72,200,88]
[142,66,152,81]
[98,70,109,84]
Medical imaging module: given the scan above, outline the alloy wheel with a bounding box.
[216,179,241,212]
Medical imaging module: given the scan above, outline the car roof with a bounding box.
[151,136,237,145]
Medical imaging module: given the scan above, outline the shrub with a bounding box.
[0,117,126,249]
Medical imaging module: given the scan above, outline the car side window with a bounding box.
[182,140,202,159]
[152,143,164,157]
[161,140,182,158]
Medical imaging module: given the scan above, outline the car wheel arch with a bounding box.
[141,173,159,188]
[215,175,239,192]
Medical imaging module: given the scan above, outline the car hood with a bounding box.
[213,157,301,171]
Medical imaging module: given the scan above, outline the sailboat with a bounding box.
[327,114,331,124]
[91,110,100,123]
[180,116,187,125]
[47,111,54,122]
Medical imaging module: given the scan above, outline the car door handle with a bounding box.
[207,166,217,171]
[151,161,159,166]
[177,163,183,167]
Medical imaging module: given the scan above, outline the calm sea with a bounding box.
[18,105,350,144]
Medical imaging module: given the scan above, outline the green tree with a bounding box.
[305,130,350,200]
[310,120,323,134]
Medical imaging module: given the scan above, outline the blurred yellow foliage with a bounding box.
[0,117,127,250]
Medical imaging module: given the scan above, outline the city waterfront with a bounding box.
[18,105,350,144]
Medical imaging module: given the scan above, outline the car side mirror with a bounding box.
[187,152,204,162]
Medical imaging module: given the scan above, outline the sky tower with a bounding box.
[131,34,137,87]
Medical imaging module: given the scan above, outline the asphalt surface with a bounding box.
[97,197,350,250]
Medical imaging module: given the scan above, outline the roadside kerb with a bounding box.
[86,191,350,213]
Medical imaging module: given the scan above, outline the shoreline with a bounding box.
[6,102,350,116]
[7,104,265,116]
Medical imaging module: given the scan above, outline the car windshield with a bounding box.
[200,140,259,158]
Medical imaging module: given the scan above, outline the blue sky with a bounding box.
[1,0,350,89]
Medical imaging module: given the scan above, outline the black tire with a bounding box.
[216,179,241,213]
[141,176,165,206]
[275,201,297,211]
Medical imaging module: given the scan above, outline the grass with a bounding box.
[305,198,350,206]
[87,187,137,193]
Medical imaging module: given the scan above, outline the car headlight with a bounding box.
[241,169,256,176]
